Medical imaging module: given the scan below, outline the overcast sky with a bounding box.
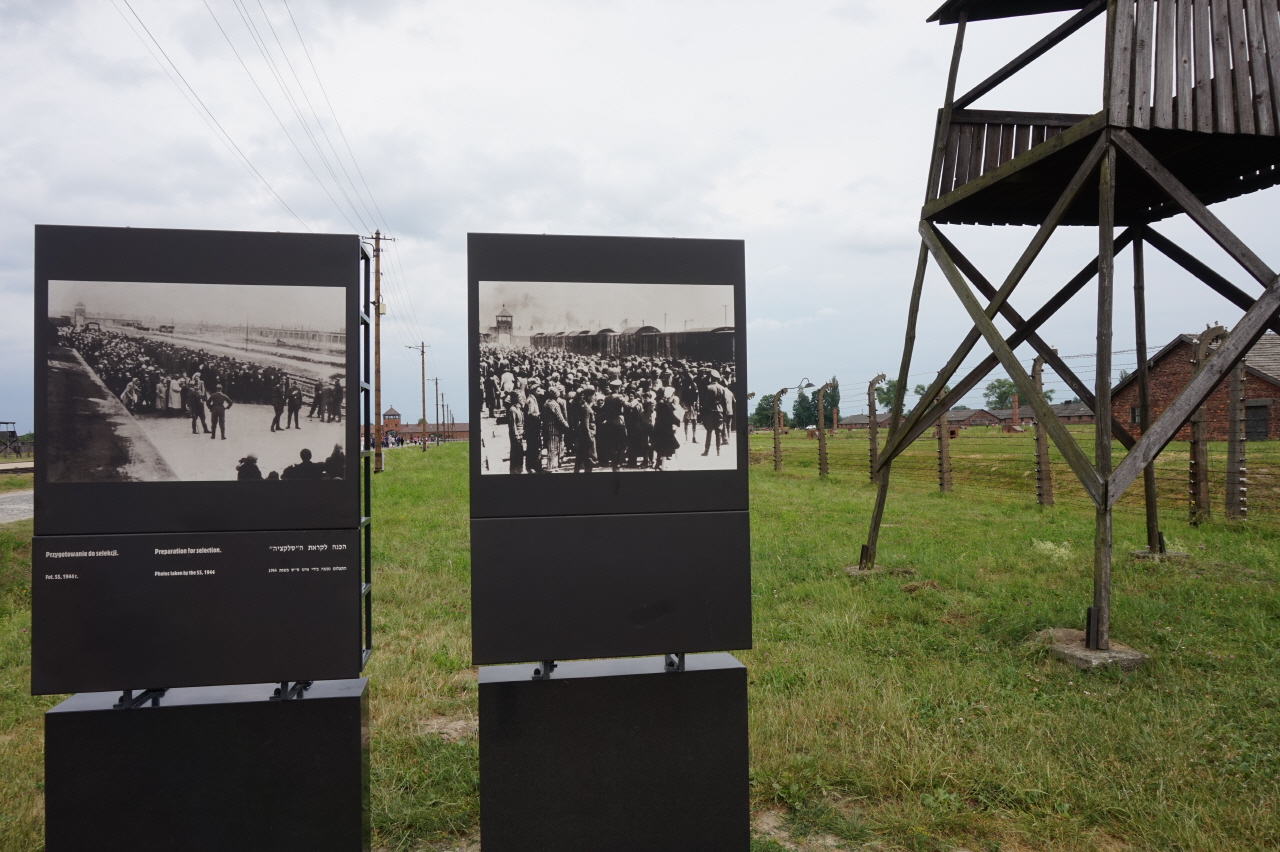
[479,282,735,334]
[4,0,1278,430]
[50,280,343,329]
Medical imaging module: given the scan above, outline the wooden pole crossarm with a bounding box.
[934,229,1136,451]
[952,0,1107,110]
[880,135,1108,465]
[1107,271,1280,508]
[874,229,1135,472]
[921,221,1104,505]
[1112,130,1276,286]
[1143,226,1280,338]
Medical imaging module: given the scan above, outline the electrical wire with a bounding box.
[112,0,310,230]
[210,0,360,233]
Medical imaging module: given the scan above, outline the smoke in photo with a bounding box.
[46,280,347,483]
[477,281,739,475]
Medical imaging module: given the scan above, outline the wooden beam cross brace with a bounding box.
[880,134,1109,466]
[921,221,1104,506]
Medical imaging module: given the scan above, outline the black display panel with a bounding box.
[34,225,360,536]
[479,655,748,852]
[45,679,368,851]
[468,233,747,519]
[32,528,361,694]
[471,511,751,665]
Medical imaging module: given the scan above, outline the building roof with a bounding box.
[928,0,1092,24]
[838,413,891,426]
[620,326,661,335]
[383,406,400,417]
[1051,401,1094,418]
[987,405,1037,420]
[1111,332,1280,397]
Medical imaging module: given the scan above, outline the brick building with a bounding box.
[365,406,469,443]
[1111,333,1280,442]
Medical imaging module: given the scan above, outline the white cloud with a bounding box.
[2,1,1278,429]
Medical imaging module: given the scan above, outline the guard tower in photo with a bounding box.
[863,0,1280,651]
[496,304,513,346]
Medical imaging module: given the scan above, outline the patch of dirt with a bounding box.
[417,715,478,742]
[754,809,799,849]
[901,579,940,593]
[752,808,883,851]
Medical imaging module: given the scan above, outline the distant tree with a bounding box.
[1065,397,1082,405]
[818,377,840,425]
[951,405,969,410]
[985,377,1052,409]
[875,379,899,410]
[983,378,1017,409]
[1118,369,1131,381]
[913,382,952,403]
[751,394,786,428]
[791,390,818,429]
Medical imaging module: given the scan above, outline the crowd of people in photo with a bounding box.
[58,325,346,480]
[235,444,346,482]
[63,326,298,409]
[479,345,737,473]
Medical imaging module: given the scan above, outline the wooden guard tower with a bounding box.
[862,0,1280,651]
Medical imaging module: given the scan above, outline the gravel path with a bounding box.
[0,490,34,524]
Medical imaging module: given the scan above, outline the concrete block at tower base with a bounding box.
[1035,628,1148,672]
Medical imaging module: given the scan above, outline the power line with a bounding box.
[249,0,372,232]
[113,0,310,230]
[209,0,359,233]
[277,0,430,351]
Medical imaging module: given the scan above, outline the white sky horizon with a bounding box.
[4,1,1277,427]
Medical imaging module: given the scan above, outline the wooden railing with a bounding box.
[933,109,1090,199]
[1110,0,1280,136]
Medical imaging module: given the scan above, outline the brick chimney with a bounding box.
[1011,392,1020,428]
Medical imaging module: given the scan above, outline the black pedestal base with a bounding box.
[45,679,368,852]
[479,653,748,851]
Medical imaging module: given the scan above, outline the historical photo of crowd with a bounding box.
[478,280,739,475]
[47,280,347,483]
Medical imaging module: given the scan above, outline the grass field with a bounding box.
[0,474,32,495]
[0,443,1277,851]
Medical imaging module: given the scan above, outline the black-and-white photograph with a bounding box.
[46,280,347,483]
[478,281,738,475]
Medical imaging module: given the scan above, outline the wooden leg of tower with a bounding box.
[1133,230,1162,553]
[1091,139,1117,652]
[862,241,928,571]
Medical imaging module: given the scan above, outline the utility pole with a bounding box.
[367,230,395,473]
[434,378,440,441]
[406,342,431,453]
[440,394,446,441]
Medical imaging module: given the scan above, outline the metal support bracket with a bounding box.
[664,653,686,673]
[270,681,314,701]
[113,688,168,709]
[532,660,557,681]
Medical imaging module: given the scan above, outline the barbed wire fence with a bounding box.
[750,359,1277,527]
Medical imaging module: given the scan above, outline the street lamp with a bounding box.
[772,378,814,472]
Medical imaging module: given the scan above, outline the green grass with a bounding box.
[1,444,1278,850]
[0,474,32,495]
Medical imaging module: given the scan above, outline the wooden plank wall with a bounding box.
[1110,0,1280,135]
[935,111,1082,198]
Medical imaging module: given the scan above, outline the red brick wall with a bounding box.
[1110,340,1280,441]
